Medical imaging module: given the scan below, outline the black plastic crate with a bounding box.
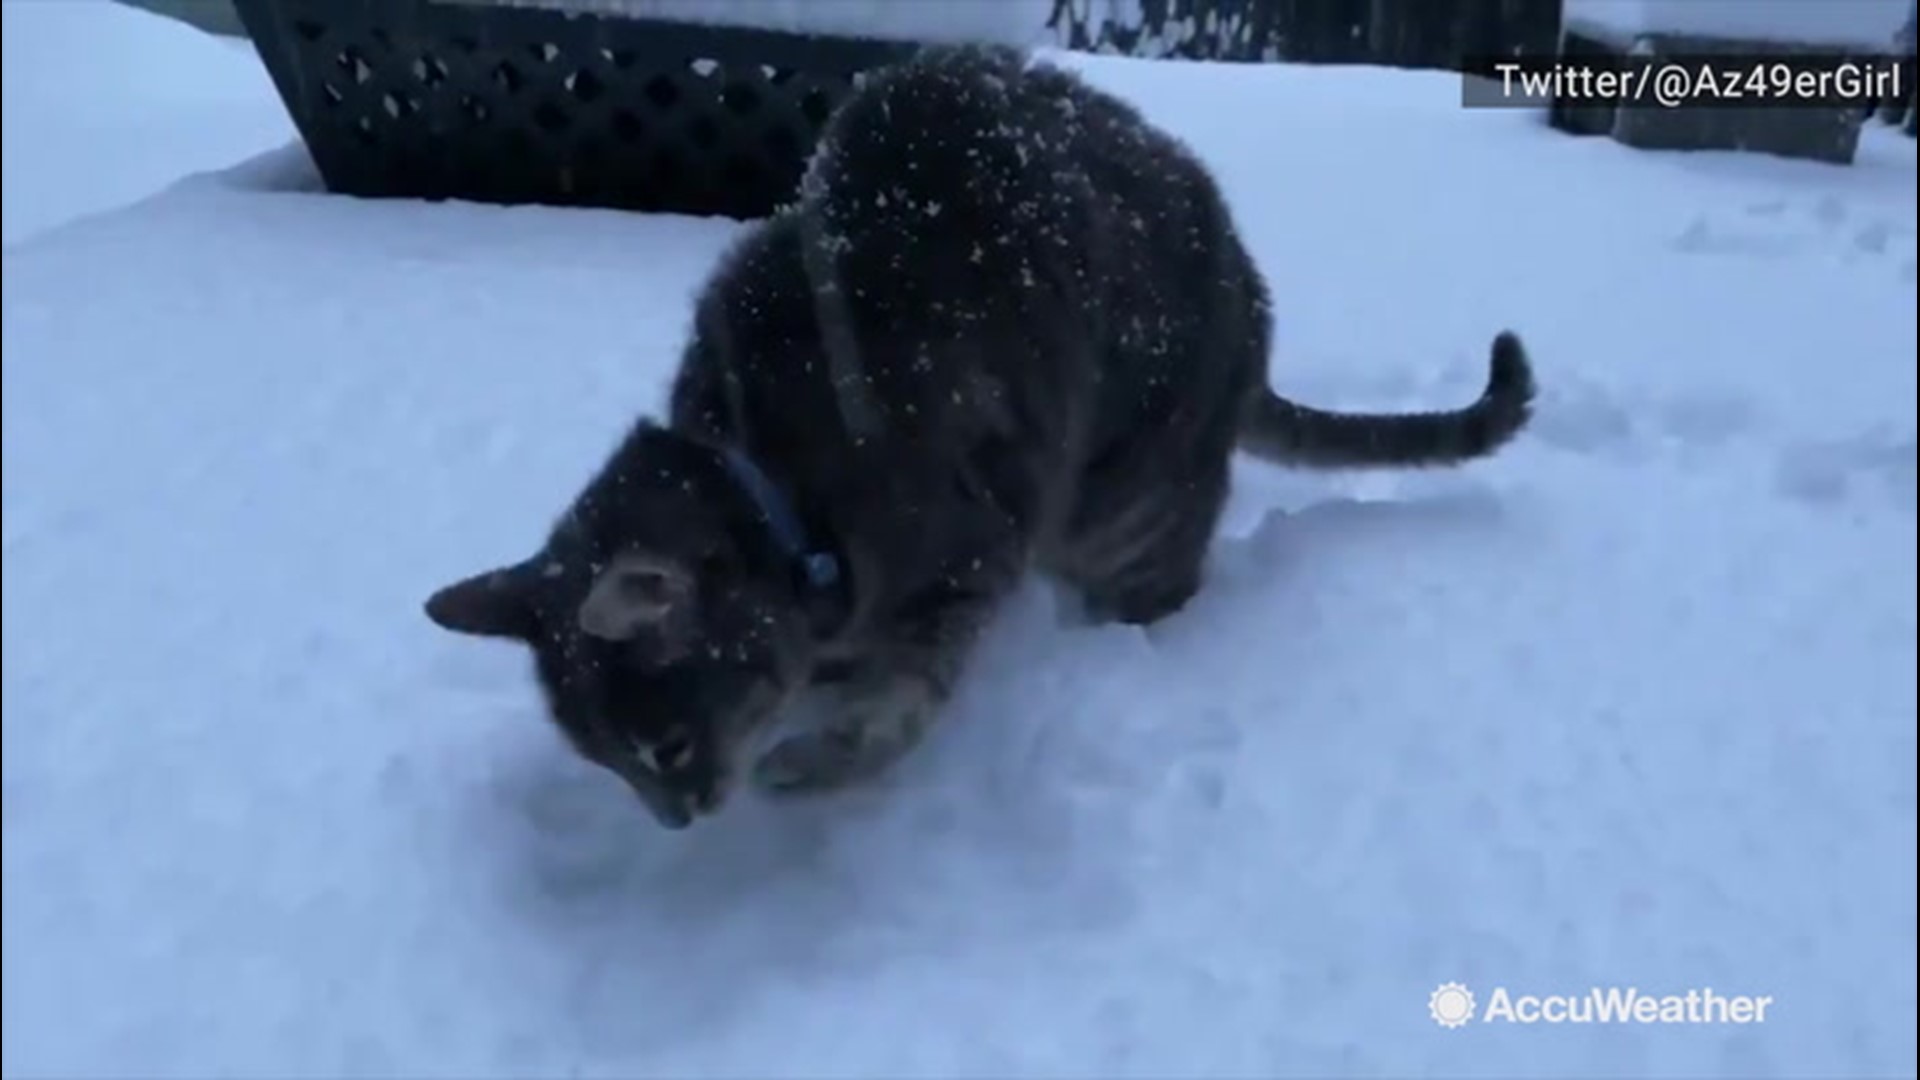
[232,0,919,219]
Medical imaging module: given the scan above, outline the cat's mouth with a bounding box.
[614,765,700,829]
[616,728,722,829]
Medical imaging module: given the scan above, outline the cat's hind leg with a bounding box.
[1058,452,1232,627]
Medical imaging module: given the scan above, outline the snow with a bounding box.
[0,0,292,246]
[2,0,1916,1077]
[438,0,1059,46]
[1564,0,1912,49]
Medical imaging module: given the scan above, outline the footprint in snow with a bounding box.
[1854,220,1895,255]
[1810,194,1848,230]
[1670,214,1808,260]
[1774,430,1917,510]
[1652,391,1758,449]
[1525,373,1641,457]
[1683,199,1912,273]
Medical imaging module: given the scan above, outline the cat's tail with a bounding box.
[1235,331,1536,470]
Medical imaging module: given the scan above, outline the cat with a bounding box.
[422,44,1536,829]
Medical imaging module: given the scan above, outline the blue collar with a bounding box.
[716,445,841,593]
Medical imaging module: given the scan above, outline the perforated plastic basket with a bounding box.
[233,0,918,218]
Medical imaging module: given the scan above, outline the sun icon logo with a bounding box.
[1429,982,1476,1028]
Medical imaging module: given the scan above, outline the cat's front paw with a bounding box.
[750,731,867,796]
[751,679,938,797]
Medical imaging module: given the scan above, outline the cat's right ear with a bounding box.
[423,562,539,640]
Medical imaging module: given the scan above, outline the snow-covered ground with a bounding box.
[0,0,291,245]
[3,2,1915,1078]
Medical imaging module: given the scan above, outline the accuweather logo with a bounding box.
[1428,982,1775,1028]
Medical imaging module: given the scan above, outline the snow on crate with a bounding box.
[1564,0,1912,49]
[430,0,1060,45]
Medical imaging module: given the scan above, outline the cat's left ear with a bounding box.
[576,552,696,646]
[423,560,540,640]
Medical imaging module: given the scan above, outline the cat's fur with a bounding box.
[423,45,1536,829]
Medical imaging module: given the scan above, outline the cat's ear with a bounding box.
[576,552,696,648]
[424,561,540,640]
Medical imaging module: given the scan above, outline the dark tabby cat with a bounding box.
[423,45,1536,829]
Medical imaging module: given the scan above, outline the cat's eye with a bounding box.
[632,728,695,773]
[614,568,675,605]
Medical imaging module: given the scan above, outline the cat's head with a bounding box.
[422,426,818,828]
